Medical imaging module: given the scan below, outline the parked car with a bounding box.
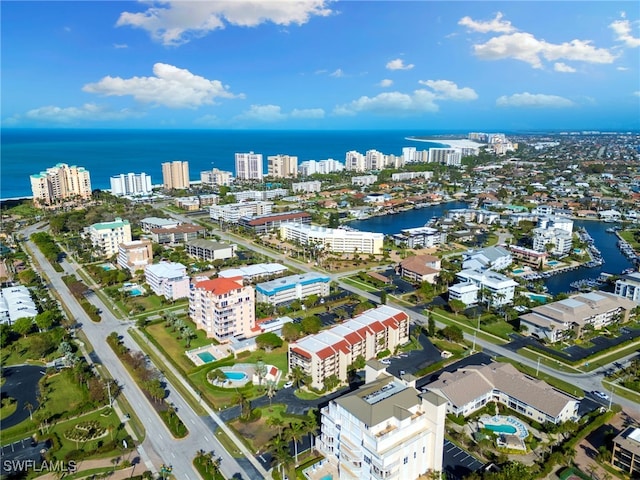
[593,390,610,400]
[380,359,391,365]
[283,381,294,389]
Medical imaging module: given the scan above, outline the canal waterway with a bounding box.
[349,204,635,296]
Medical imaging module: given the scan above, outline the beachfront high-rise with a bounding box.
[161,161,190,190]
[30,163,92,206]
[110,172,152,196]
[267,154,298,179]
[235,152,263,180]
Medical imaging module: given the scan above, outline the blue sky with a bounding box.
[2,1,639,130]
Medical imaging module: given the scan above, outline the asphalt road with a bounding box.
[1,365,45,429]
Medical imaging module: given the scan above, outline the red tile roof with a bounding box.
[290,347,311,359]
[344,331,364,345]
[316,346,337,360]
[368,321,385,334]
[194,276,243,295]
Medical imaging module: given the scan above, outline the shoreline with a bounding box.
[405,136,486,150]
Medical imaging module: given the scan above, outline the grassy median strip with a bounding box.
[129,328,207,416]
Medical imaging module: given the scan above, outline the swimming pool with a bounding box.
[528,294,548,303]
[547,260,560,266]
[129,288,143,296]
[320,475,333,480]
[512,268,525,274]
[101,264,114,271]
[197,352,216,363]
[224,371,248,381]
[485,424,517,434]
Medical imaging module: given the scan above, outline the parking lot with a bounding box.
[442,439,485,479]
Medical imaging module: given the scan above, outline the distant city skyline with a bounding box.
[2,1,639,130]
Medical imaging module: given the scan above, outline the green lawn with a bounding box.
[1,328,67,366]
[516,347,583,374]
[618,230,640,250]
[1,397,18,420]
[341,277,379,293]
[46,407,134,462]
[145,320,213,374]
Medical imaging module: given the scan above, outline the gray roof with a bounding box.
[426,362,576,418]
[335,376,420,427]
[187,239,232,250]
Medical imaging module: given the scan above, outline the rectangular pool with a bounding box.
[320,475,333,480]
[485,424,517,434]
[197,352,216,363]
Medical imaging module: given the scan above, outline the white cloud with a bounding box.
[617,66,629,71]
[554,62,576,73]
[379,79,393,87]
[610,17,640,48]
[117,1,333,46]
[473,32,616,68]
[386,59,414,71]
[496,92,574,108]
[12,103,144,124]
[634,91,640,97]
[458,12,515,33]
[113,43,128,49]
[334,90,439,116]
[291,108,325,119]
[234,104,324,123]
[330,69,344,78]
[418,79,478,101]
[82,63,242,109]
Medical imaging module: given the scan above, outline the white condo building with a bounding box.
[110,172,152,196]
[85,217,132,258]
[454,269,518,306]
[298,159,345,176]
[537,215,574,233]
[615,272,640,303]
[209,201,273,223]
[288,305,410,389]
[144,262,190,301]
[532,227,573,256]
[267,154,298,178]
[235,152,263,180]
[280,223,384,255]
[428,148,461,166]
[256,272,330,306]
[318,371,446,480]
[345,151,366,172]
[292,181,322,194]
[0,286,38,326]
[365,149,386,170]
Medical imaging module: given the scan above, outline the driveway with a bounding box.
[1,365,45,429]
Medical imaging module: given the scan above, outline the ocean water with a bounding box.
[1,129,450,199]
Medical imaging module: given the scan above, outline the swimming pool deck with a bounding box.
[480,414,529,439]
[186,344,233,367]
[302,459,338,480]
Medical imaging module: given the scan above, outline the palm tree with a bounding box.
[265,380,277,405]
[267,434,292,479]
[286,422,304,464]
[24,401,34,421]
[267,415,284,435]
[301,414,318,451]
[290,365,306,389]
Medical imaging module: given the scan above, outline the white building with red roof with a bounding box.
[288,305,410,389]
[189,276,256,342]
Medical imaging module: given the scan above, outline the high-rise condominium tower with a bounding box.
[30,163,92,206]
[162,161,190,190]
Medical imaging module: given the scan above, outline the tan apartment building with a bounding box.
[288,305,410,389]
[30,163,92,206]
[520,291,636,343]
[190,277,256,342]
[117,239,153,272]
[267,154,298,178]
[162,160,190,190]
[612,426,640,476]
